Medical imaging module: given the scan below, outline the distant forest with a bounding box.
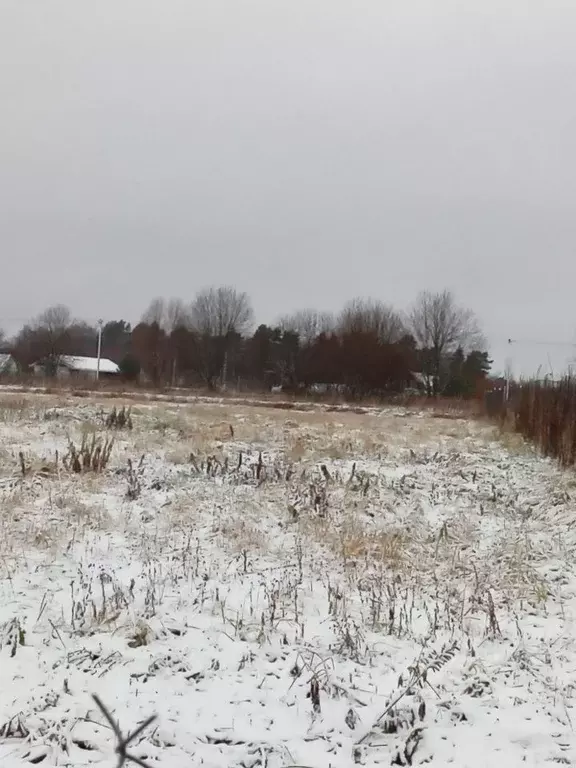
[1,287,491,397]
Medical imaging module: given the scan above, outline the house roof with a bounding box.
[59,356,120,374]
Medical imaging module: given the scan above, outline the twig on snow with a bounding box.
[92,694,157,768]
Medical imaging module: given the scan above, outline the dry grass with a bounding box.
[0,395,30,410]
[165,447,194,465]
[0,490,109,568]
[296,502,405,572]
[0,393,557,609]
[1,389,574,768]
[493,424,534,455]
[513,379,576,467]
[220,519,270,555]
[0,396,32,422]
[64,433,114,473]
[331,523,405,569]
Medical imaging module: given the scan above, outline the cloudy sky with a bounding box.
[1,0,575,375]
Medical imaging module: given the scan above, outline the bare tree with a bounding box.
[187,286,254,389]
[35,304,75,365]
[338,298,405,343]
[141,298,189,332]
[277,309,334,346]
[141,298,164,327]
[140,299,190,386]
[189,286,253,337]
[0,328,6,350]
[410,290,484,394]
[165,299,189,332]
[12,304,75,372]
[35,304,72,338]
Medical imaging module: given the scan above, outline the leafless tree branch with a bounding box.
[410,290,484,393]
[141,298,189,332]
[338,297,405,343]
[92,694,157,768]
[189,286,253,337]
[277,309,334,346]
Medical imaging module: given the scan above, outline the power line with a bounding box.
[506,338,576,348]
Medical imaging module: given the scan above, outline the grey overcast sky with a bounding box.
[1,1,576,375]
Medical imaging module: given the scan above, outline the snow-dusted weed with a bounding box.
[0,397,576,766]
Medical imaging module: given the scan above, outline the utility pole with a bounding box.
[96,319,103,381]
[505,338,514,402]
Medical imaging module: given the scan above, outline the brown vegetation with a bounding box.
[512,378,576,467]
[1,288,490,399]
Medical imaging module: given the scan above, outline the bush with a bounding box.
[513,378,576,467]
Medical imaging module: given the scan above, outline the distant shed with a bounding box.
[32,355,120,379]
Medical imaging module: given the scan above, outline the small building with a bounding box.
[0,353,19,376]
[32,355,120,379]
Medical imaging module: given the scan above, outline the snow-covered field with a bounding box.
[1,393,576,767]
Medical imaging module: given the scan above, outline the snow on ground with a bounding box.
[1,393,576,767]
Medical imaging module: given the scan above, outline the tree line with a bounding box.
[0,287,491,397]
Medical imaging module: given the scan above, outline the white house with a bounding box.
[0,353,18,376]
[32,355,120,379]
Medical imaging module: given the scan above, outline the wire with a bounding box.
[506,338,576,347]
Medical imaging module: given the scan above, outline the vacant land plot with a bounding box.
[1,393,576,767]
